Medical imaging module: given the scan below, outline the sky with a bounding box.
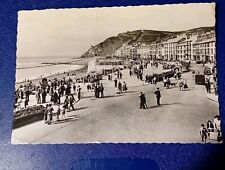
[17,3,215,58]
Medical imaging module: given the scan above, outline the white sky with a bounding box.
[17,3,215,58]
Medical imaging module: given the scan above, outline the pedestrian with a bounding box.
[163,77,167,87]
[94,84,99,98]
[24,98,29,108]
[99,83,104,98]
[62,108,66,118]
[122,82,127,92]
[118,81,122,94]
[153,76,157,85]
[120,72,122,79]
[206,120,214,132]
[154,88,161,106]
[192,70,195,79]
[179,79,184,91]
[47,104,54,125]
[114,78,118,88]
[69,94,75,111]
[35,89,41,104]
[25,88,31,102]
[73,83,76,93]
[63,96,69,111]
[143,94,147,108]
[213,115,221,141]
[41,90,47,103]
[56,104,61,121]
[129,69,132,76]
[77,86,81,100]
[183,79,188,90]
[200,124,208,143]
[205,80,211,93]
[166,77,170,89]
[53,90,59,105]
[108,74,110,81]
[139,92,146,109]
[44,104,49,124]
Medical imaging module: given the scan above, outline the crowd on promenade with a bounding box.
[14,57,221,143]
[200,115,222,143]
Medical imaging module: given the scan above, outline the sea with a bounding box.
[16,56,83,83]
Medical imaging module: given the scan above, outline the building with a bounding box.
[115,44,137,59]
[114,29,215,63]
[192,31,216,63]
[136,45,150,59]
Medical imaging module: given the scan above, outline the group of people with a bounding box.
[94,82,104,98]
[200,115,222,143]
[139,88,161,109]
[44,103,67,125]
[178,78,188,91]
[14,75,83,112]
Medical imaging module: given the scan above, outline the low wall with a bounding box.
[13,105,46,129]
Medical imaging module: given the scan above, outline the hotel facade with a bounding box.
[115,29,216,63]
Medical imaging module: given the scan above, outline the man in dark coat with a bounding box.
[154,88,161,106]
[139,92,146,109]
[42,90,47,103]
[53,91,59,105]
[114,78,118,88]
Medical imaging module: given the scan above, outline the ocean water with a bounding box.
[16,56,83,83]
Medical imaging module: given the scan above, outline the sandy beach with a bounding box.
[15,57,92,89]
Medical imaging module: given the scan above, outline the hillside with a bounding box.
[81,26,215,58]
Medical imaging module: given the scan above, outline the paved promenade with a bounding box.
[11,63,219,144]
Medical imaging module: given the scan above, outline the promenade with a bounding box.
[11,63,219,144]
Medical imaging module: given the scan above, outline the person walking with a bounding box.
[41,90,47,103]
[122,82,127,92]
[53,90,59,105]
[118,81,122,94]
[56,104,61,121]
[200,124,208,143]
[77,86,81,101]
[179,79,184,91]
[44,104,49,124]
[94,84,99,98]
[47,104,54,125]
[69,94,75,111]
[36,89,41,104]
[154,88,161,106]
[183,79,188,91]
[120,72,122,79]
[139,92,146,109]
[114,78,118,88]
[129,69,132,76]
[192,70,196,79]
[62,108,66,118]
[99,83,104,98]
[63,96,69,111]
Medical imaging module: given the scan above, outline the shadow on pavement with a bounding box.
[52,117,79,124]
[75,106,89,111]
[124,90,139,94]
[147,102,181,109]
[160,102,181,106]
[92,94,126,99]
[82,95,94,99]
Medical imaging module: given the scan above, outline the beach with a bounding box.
[15,56,91,89]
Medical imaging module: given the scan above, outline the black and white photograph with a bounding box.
[11,3,222,144]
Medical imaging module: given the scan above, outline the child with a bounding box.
[200,124,208,143]
[62,108,66,119]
